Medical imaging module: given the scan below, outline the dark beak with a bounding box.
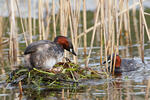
[103,61,106,64]
[103,59,111,64]
[71,49,77,56]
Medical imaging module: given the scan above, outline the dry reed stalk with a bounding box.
[111,1,117,74]
[21,1,28,35]
[102,0,109,72]
[18,81,23,95]
[61,89,65,100]
[122,0,130,57]
[78,0,147,40]
[86,1,100,66]
[45,10,50,39]
[99,0,105,65]
[126,0,132,42]
[133,0,140,42]
[65,1,70,35]
[59,0,67,59]
[67,89,69,98]
[28,0,32,43]
[83,0,87,67]
[73,0,82,64]
[118,0,147,16]
[59,0,63,35]
[139,0,150,41]
[139,0,145,63]
[45,0,52,39]
[119,0,125,57]
[38,0,46,40]
[111,25,116,74]
[52,0,56,38]
[24,18,28,37]
[133,0,141,57]
[107,0,114,73]
[104,0,114,73]
[41,2,46,40]
[33,0,36,36]
[77,22,101,38]
[64,1,71,58]
[112,0,123,74]
[38,0,42,40]
[126,0,133,57]
[115,0,119,54]
[0,17,5,74]
[145,79,150,100]
[15,0,28,46]
[59,0,70,36]
[144,12,150,16]
[68,0,82,63]
[68,1,75,59]
[9,0,19,67]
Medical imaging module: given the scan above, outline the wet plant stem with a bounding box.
[70,71,77,82]
[27,71,30,84]
[49,80,56,86]
[33,68,55,76]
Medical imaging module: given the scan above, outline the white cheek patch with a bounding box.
[70,48,73,52]
[107,59,111,63]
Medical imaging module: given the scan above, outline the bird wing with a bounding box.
[24,40,52,55]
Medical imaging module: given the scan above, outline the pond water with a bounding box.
[0,0,150,100]
[0,43,150,100]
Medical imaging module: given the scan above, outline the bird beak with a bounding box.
[70,49,77,56]
[103,59,111,64]
[103,61,106,64]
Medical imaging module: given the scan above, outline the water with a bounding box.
[0,0,150,100]
[0,44,150,100]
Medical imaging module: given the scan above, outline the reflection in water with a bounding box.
[1,70,150,99]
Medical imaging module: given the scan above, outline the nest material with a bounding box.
[7,61,107,89]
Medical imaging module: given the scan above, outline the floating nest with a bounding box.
[7,60,107,90]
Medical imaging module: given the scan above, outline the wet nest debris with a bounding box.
[6,61,107,89]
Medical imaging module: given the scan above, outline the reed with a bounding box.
[83,0,87,67]
[0,17,5,74]
[8,0,19,68]
[0,0,149,74]
[86,1,100,66]
[15,0,28,46]
[52,0,56,38]
[145,78,150,99]
[28,0,32,43]
[38,0,42,40]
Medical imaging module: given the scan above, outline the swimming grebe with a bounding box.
[103,54,141,73]
[24,36,76,70]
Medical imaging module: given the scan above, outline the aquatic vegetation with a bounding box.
[6,61,107,90]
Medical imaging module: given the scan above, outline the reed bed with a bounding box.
[0,0,149,74]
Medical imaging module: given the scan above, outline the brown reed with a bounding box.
[28,0,32,43]
[8,0,19,67]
